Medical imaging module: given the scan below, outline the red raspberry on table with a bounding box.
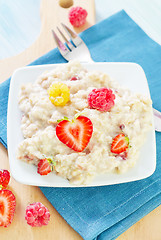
[68,6,88,27]
[0,169,10,189]
[25,202,50,227]
[88,87,115,112]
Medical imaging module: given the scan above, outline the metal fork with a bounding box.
[52,24,161,132]
[52,23,93,62]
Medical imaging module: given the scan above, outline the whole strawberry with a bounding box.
[0,170,10,189]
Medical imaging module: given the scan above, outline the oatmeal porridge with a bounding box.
[17,61,152,185]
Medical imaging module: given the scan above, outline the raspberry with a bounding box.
[25,202,50,227]
[88,88,115,112]
[68,6,88,27]
[0,170,10,189]
[48,82,70,106]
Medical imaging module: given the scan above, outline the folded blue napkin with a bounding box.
[1,10,161,240]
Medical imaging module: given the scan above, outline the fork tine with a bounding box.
[61,23,77,39]
[51,29,70,56]
[56,27,75,50]
[61,23,83,47]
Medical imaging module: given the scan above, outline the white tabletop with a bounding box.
[0,0,161,60]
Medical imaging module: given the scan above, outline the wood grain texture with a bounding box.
[117,206,161,240]
[0,0,161,239]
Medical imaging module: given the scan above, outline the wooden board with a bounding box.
[1,1,161,239]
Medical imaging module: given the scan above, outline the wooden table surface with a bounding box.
[0,0,161,239]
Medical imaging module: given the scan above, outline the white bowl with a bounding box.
[7,62,156,187]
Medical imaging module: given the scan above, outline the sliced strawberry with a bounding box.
[37,159,52,176]
[0,189,16,227]
[0,170,10,189]
[111,133,129,154]
[56,116,93,152]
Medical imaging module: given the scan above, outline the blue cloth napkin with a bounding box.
[1,10,161,240]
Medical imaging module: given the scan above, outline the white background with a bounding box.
[0,0,161,59]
